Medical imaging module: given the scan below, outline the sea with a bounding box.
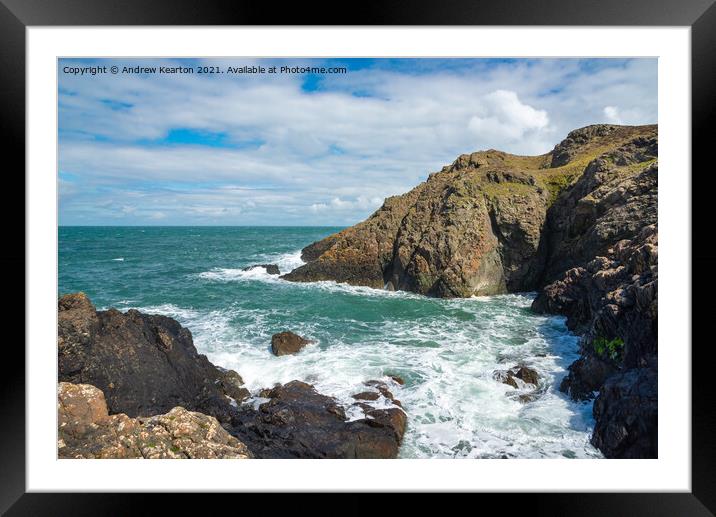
[58,226,601,459]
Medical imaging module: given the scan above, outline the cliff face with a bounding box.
[284,123,659,458]
[532,131,658,458]
[283,124,655,298]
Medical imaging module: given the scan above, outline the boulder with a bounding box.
[494,365,540,389]
[270,331,313,356]
[58,382,252,459]
[352,391,380,401]
[58,293,250,422]
[231,380,406,458]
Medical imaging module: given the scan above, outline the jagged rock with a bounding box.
[591,366,657,458]
[558,354,617,401]
[284,124,655,298]
[533,154,658,387]
[232,381,406,458]
[388,374,405,385]
[352,391,380,401]
[362,380,403,407]
[58,382,252,459]
[270,331,313,356]
[242,264,280,275]
[530,128,658,458]
[496,365,540,388]
[58,293,249,422]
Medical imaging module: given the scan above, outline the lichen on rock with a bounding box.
[58,382,252,459]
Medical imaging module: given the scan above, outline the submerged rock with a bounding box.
[58,293,249,422]
[58,382,252,459]
[494,365,540,389]
[387,374,405,385]
[232,380,406,458]
[270,331,314,356]
[352,391,380,401]
[243,263,280,275]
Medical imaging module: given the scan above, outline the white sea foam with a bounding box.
[112,257,124,261]
[139,292,600,459]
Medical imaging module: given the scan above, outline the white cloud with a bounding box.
[468,90,550,144]
[58,58,657,225]
[603,106,623,124]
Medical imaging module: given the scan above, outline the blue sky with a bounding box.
[58,58,657,226]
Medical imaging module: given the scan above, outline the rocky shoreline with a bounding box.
[282,124,658,458]
[58,123,657,459]
[58,293,406,459]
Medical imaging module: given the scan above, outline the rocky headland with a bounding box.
[283,124,658,458]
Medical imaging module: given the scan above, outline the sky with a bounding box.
[58,58,657,226]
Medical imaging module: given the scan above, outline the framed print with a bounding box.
[3,0,715,514]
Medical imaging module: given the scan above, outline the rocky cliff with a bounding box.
[283,124,654,297]
[58,293,406,459]
[284,124,658,458]
[532,129,658,458]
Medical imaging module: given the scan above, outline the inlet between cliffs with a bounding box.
[59,225,601,459]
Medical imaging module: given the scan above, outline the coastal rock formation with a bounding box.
[494,365,540,389]
[58,294,407,459]
[270,331,313,356]
[283,125,654,298]
[530,129,658,458]
[58,292,249,422]
[590,365,657,458]
[284,123,658,458]
[234,380,406,458]
[525,130,658,458]
[58,382,252,459]
[243,264,280,275]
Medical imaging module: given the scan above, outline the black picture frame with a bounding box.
[2,0,714,514]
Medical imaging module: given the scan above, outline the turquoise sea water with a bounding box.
[58,226,600,459]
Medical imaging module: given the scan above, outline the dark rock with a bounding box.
[591,366,657,458]
[57,293,248,422]
[270,331,313,356]
[243,264,280,275]
[231,381,406,458]
[559,354,617,401]
[388,374,405,385]
[363,380,396,400]
[58,295,409,459]
[494,365,540,389]
[517,393,539,404]
[352,391,380,401]
[531,128,658,457]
